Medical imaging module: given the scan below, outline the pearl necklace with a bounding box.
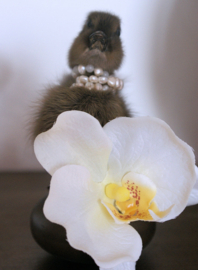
[70,64,124,91]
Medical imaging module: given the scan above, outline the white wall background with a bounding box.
[0,0,197,171]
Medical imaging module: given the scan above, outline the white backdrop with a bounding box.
[0,0,197,171]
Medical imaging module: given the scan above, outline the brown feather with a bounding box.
[33,86,131,138]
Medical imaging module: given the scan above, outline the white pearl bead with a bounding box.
[103,71,109,77]
[107,77,116,87]
[79,75,88,83]
[115,77,120,88]
[76,83,84,87]
[86,65,94,73]
[102,85,109,91]
[118,79,124,90]
[94,68,103,76]
[78,65,86,74]
[76,76,81,83]
[71,71,77,78]
[95,83,103,90]
[73,66,79,74]
[89,75,98,83]
[85,82,94,90]
[98,76,108,84]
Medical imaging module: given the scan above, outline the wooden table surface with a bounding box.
[0,172,198,270]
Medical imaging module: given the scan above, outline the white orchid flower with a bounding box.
[34,111,198,270]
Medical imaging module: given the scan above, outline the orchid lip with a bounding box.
[103,172,173,223]
[113,200,122,214]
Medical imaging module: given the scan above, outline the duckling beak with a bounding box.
[89,31,107,51]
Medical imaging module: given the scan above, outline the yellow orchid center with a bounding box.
[104,172,173,222]
[105,183,130,202]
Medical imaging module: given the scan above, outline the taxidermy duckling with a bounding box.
[33,11,132,138]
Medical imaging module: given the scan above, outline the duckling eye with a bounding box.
[87,19,94,28]
[115,28,121,36]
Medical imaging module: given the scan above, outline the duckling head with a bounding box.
[68,11,124,74]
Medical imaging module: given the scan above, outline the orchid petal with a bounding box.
[149,203,173,221]
[100,261,136,270]
[44,165,142,269]
[187,166,198,206]
[34,111,112,182]
[104,117,196,221]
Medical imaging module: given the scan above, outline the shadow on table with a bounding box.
[34,255,99,270]
[34,252,154,270]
